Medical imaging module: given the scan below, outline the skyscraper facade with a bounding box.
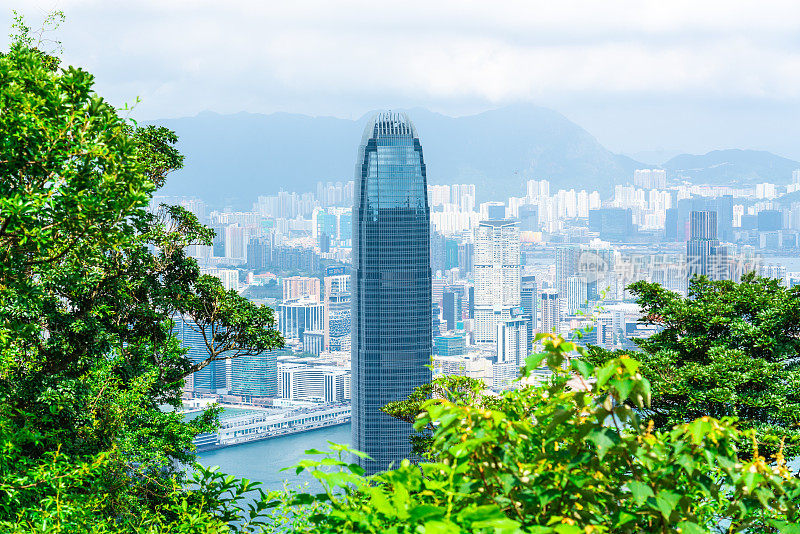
[555,244,615,302]
[352,112,432,474]
[687,210,725,282]
[520,275,538,350]
[174,316,226,393]
[566,275,588,315]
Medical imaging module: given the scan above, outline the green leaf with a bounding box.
[597,363,617,387]
[525,352,547,370]
[627,481,654,506]
[770,520,800,534]
[420,520,461,534]
[610,377,635,402]
[571,358,594,379]
[655,490,681,521]
[586,427,620,460]
[365,486,395,517]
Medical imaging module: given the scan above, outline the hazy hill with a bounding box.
[663,149,799,185]
[150,105,641,209]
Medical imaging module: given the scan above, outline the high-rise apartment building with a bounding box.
[352,112,432,474]
[224,224,247,260]
[496,316,529,367]
[473,220,521,344]
[540,290,562,334]
[633,169,667,190]
[451,183,476,212]
[201,267,239,292]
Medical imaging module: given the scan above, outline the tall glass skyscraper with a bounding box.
[352,111,432,474]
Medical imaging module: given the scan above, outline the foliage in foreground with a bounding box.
[1,16,282,531]
[588,274,800,459]
[277,334,800,533]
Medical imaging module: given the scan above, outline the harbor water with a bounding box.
[196,422,352,491]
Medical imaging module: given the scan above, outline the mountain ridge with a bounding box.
[148,107,798,209]
[662,149,798,184]
[149,104,642,208]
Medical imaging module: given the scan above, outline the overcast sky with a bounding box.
[3,1,800,161]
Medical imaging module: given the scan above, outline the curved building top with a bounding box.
[360,111,419,145]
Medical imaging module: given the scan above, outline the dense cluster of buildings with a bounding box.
[166,112,800,470]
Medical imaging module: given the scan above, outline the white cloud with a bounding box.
[3,0,800,155]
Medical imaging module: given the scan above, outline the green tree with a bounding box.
[274,334,800,533]
[381,374,487,457]
[588,274,800,458]
[0,17,282,530]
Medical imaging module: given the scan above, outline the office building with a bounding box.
[434,334,466,357]
[302,330,325,355]
[758,210,783,232]
[555,244,614,302]
[566,275,588,315]
[279,362,350,403]
[174,316,226,393]
[518,204,539,232]
[473,219,521,344]
[231,350,279,398]
[278,298,324,342]
[481,202,506,220]
[442,286,466,331]
[352,112,432,474]
[588,208,634,241]
[687,211,725,282]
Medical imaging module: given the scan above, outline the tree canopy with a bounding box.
[588,274,800,458]
[0,18,283,532]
